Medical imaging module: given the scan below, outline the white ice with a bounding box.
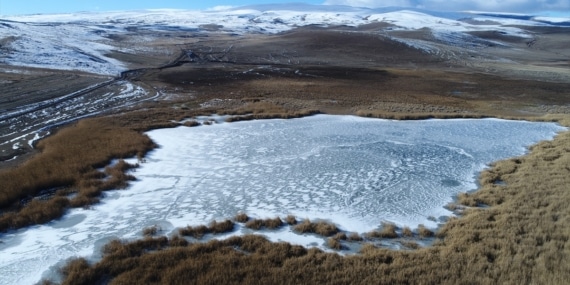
[0,114,565,285]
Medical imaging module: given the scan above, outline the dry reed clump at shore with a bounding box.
[245,217,284,230]
[293,219,339,237]
[178,220,235,239]
[50,117,570,285]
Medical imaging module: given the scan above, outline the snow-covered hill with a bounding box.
[0,4,567,75]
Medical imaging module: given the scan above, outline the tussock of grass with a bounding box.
[347,232,363,241]
[246,217,284,230]
[293,219,339,237]
[417,224,434,238]
[327,237,344,250]
[245,219,263,230]
[179,225,209,239]
[401,227,413,237]
[365,223,399,239]
[183,120,200,127]
[234,213,249,223]
[209,219,234,234]
[332,232,347,241]
[142,225,160,237]
[263,217,283,229]
[179,220,234,239]
[285,215,297,225]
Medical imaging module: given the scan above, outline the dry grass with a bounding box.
[365,223,399,239]
[327,237,344,250]
[400,241,420,250]
[245,219,263,230]
[347,232,363,241]
[285,215,297,225]
[234,213,249,223]
[142,225,160,237]
[293,219,339,237]
[417,224,434,238]
[179,220,235,239]
[0,118,155,232]
[355,110,487,121]
[182,120,200,127]
[245,217,283,230]
[332,232,347,241]
[178,225,209,239]
[402,227,413,237]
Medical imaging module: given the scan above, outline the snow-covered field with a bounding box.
[0,115,565,284]
[1,4,567,75]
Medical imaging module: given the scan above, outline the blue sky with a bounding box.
[0,1,322,15]
[1,0,569,15]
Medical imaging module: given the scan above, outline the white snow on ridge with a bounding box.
[0,21,124,75]
[1,5,563,75]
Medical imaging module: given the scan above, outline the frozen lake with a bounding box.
[0,115,566,284]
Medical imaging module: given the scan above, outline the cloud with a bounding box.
[206,5,234,12]
[323,0,570,13]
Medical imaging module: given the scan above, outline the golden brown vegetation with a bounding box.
[417,224,434,238]
[347,232,363,241]
[234,212,249,223]
[365,223,399,239]
[142,225,160,237]
[293,219,339,237]
[401,226,413,237]
[178,219,235,239]
[285,214,297,225]
[244,217,283,230]
[327,237,344,250]
[0,118,155,231]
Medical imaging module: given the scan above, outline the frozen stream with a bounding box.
[0,115,566,284]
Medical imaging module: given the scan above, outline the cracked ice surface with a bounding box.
[0,115,565,284]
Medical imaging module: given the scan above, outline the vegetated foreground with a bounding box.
[0,24,569,284]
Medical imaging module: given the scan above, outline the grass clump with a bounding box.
[179,220,234,239]
[209,219,234,234]
[179,225,209,239]
[347,232,363,241]
[234,212,249,223]
[285,215,297,225]
[401,227,413,237]
[183,120,200,127]
[332,232,347,241]
[293,219,339,237]
[245,219,264,230]
[365,223,399,239]
[327,238,344,250]
[245,217,283,230]
[417,224,434,238]
[142,225,160,237]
